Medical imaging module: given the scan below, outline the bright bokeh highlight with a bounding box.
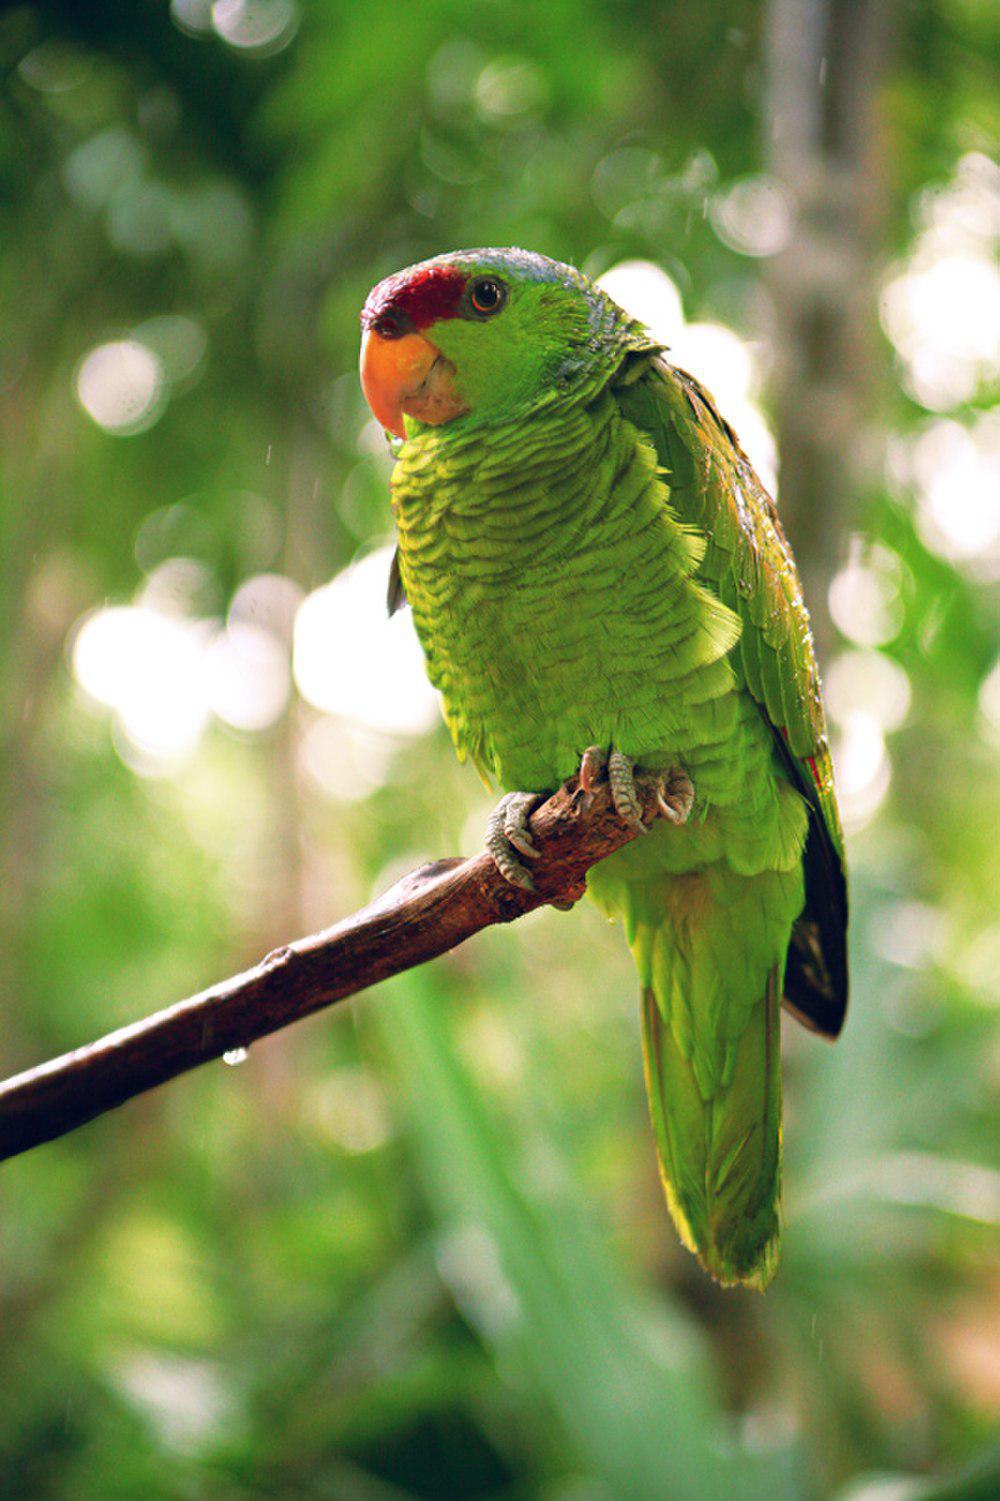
[71,572,295,773]
[596,260,778,492]
[880,153,1000,411]
[710,174,792,258]
[73,605,210,768]
[293,546,440,736]
[596,260,684,344]
[75,339,165,435]
[211,0,299,55]
[827,543,905,648]
[911,415,1000,578]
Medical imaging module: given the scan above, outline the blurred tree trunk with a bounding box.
[764,0,894,655]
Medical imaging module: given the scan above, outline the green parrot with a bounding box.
[359,248,848,1289]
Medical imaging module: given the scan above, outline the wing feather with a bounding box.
[617,356,848,1036]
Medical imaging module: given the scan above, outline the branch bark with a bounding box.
[0,774,657,1163]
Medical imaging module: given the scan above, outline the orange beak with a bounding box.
[360,329,468,439]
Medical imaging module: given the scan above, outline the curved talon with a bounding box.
[608,749,648,834]
[486,792,542,892]
[605,749,695,833]
[578,745,607,795]
[502,791,542,859]
[656,766,695,826]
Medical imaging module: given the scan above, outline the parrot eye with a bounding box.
[469,277,507,317]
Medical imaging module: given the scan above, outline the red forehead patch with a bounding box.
[362,264,467,332]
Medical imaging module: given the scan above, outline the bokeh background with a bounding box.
[1,2,998,1498]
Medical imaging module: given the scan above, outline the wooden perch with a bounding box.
[0,774,662,1163]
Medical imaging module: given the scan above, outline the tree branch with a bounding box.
[0,774,657,1163]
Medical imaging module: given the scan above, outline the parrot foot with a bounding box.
[485,791,543,893]
[608,749,648,833]
[653,764,695,826]
[577,744,608,796]
[575,746,694,833]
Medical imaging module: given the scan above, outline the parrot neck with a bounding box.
[389,344,666,595]
[391,387,624,582]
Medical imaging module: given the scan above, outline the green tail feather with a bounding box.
[640,966,783,1290]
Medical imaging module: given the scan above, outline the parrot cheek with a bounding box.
[401,352,469,429]
[360,329,468,439]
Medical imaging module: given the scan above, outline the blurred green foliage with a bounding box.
[0,2,997,1499]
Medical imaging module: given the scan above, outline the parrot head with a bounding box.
[360,248,641,439]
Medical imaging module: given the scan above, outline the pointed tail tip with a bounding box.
[654,1158,780,1290]
[693,1227,782,1292]
[658,1161,782,1291]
